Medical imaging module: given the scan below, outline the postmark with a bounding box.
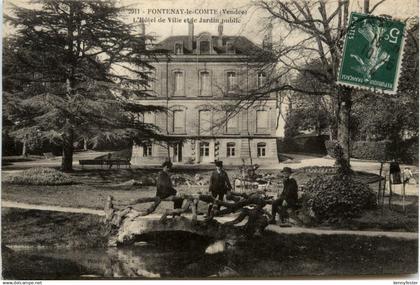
[337,12,406,94]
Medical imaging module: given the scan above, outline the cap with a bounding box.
[280,167,292,174]
[214,160,223,167]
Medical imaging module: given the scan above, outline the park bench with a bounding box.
[79,159,131,169]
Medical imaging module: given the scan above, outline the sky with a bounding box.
[3,0,419,45]
[119,0,419,45]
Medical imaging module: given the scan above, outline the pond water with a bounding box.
[3,231,418,279]
[4,238,240,279]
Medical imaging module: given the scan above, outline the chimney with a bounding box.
[188,20,194,51]
[218,22,223,47]
[263,23,273,49]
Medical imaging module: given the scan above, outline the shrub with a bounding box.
[302,174,376,222]
[4,167,73,185]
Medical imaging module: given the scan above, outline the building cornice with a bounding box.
[151,55,270,63]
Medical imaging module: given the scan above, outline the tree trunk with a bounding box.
[337,88,352,167]
[21,137,28,157]
[83,137,88,151]
[364,0,370,13]
[61,121,74,172]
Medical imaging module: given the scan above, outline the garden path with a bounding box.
[2,200,417,240]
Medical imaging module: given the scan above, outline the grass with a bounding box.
[1,208,108,248]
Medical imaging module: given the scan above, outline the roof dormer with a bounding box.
[196,32,214,55]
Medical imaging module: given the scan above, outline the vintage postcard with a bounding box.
[2,0,418,281]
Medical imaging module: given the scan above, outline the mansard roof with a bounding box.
[155,35,270,57]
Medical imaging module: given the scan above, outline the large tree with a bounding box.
[245,0,416,167]
[4,0,166,171]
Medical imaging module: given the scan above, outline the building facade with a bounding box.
[131,22,280,165]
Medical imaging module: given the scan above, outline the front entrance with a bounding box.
[199,141,212,163]
[173,143,182,162]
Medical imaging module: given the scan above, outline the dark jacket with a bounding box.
[280,178,298,207]
[209,169,232,195]
[156,171,177,199]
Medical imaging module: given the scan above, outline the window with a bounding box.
[226,41,235,54]
[199,110,211,135]
[227,72,237,92]
[174,71,184,96]
[199,71,211,96]
[226,112,239,133]
[174,42,183,54]
[257,142,266,157]
[227,142,236,157]
[173,110,186,133]
[200,142,210,157]
[143,144,152,157]
[200,40,210,54]
[256,110,269,133]
[257,72,266,88]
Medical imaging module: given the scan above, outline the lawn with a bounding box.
[2,208,108,248]
[2,167,418,232]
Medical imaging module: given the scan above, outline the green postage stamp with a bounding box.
[337,12,406,94]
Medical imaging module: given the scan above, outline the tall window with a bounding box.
[257,142,266,157]
[227,72,237,92]
[257,72,266,88]
[199,71,211,96]
[256,110,269,133]
[174,71,184,96]
[143,144,152,157]
[173,110,186,133]
[174,43,183,54]
[199,110,211,135]
[226,112,239,133]
[227,142,236,157]
[200,41,210,54]
[200,142,210,157]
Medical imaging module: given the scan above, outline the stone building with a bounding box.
[131,22,280,165]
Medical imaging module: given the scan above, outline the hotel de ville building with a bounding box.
[131,21,283,165]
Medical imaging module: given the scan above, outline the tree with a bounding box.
[289,60,335,137]
[4,0,167,171]
[237,0,417,167]
[351,20,418,156]
[284,17,418,152]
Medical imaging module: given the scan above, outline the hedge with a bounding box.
[351,140,391,161]
[278,135,328,154]
[325,139,418,164]
[325,140,391,161]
